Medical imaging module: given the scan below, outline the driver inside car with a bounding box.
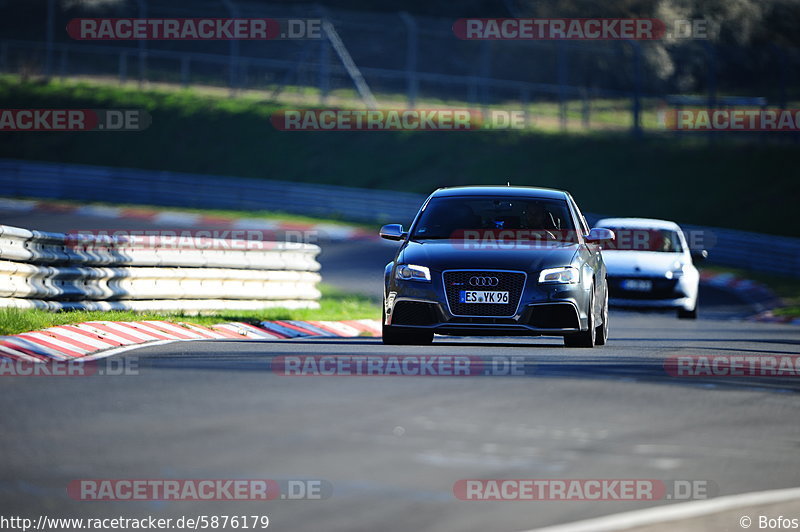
[523,204,558,242]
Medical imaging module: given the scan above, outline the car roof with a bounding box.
[595,217,682,231]
[430,185,569,200]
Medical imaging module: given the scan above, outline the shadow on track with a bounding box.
[126,337,800,395]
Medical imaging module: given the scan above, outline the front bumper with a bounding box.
[385,271,593,336]
[609,296,693,310]
[606,275,695,311]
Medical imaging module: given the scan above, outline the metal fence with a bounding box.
[1,158,799,278]
[4,0,800,135]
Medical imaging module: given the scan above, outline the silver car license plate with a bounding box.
[622,279,653,291]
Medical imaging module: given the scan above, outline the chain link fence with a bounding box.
[2,0,800,134]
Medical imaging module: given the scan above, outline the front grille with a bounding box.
[443,270,526,317]
[526,303,580,329]
[608,276,682,300]
[391,301,439,326]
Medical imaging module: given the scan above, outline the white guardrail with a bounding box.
[0,225,321,312]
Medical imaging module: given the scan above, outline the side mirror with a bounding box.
[380,224,406,241]
[585,227,615,244]
[691,249,708,263]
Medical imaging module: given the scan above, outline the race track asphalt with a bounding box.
[1,209,798,532]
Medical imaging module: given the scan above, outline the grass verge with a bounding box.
[1,76,798,236]
[773,307,800,318]
[0,284,381,336]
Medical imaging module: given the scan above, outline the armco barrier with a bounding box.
[681,223,800,277]
[0,224,321,312]
[0,159,798,277]
[0,159,426,226]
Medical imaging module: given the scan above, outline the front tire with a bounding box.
[382,309,434,345]
[677,304,698,319]
[677,294,698,319]
[382,325,434,345]
[595,284,609,345]
[564,288,596,348]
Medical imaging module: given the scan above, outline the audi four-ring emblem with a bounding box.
[469,276,499,287]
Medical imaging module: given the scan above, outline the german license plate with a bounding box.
[459,291,509,304]
[621,279,653,291]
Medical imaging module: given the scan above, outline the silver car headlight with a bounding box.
[538,266,579,284]
[395,264,431,282]
[666,261,685,279]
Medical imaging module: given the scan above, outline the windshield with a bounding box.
[411,196,577,241]
[601,227,684,252]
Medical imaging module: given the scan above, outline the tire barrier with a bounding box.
[0,224,321,312]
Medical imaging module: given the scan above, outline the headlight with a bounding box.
[666,261,685,279]
[539,266,579,284]
[395,264,431,282]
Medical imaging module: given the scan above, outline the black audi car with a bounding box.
[380,186,614,347]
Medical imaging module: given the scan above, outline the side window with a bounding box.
[569,197,590,236]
